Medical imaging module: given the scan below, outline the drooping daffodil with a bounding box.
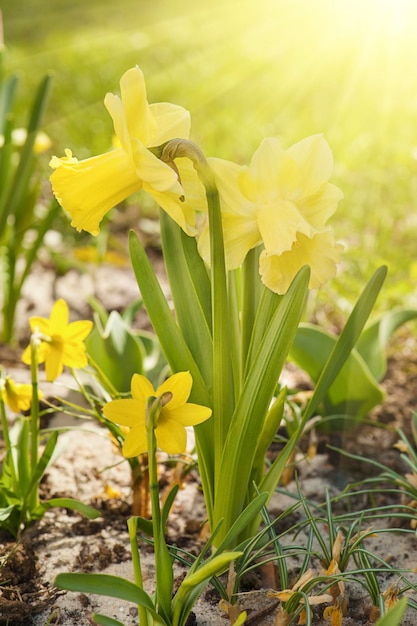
[22,299,93,381]
[50,66,206,236]
[103,371,212,457]
[0,375,43,413]
[199,134,343,294]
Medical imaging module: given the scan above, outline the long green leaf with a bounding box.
[91,615,126,626]
[129,229,215,519]
[212,266,310,543]
[300,265,387,428]
[128,230,210,407]
[160,210,213,389]
[291,324,384,418]
[356,309,417,381]
[42,497,100,519]
[55,573,162,619]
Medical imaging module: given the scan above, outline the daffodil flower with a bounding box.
[22,299,93,381]
[50,66,206,236]
[199,134,343,293]
[0,376,43,413]
[103,371,212,457]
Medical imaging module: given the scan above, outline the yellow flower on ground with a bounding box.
[22,299,93,382]
[199,134,343,293]
[0,376,43,413]
[50,66,206,236]
[103,371,212,457]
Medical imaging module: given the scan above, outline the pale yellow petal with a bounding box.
[298,182,343,229]
[244,137,297,202]
[287,134,334,198]
[257,200,314,255]
[158,371,192,409]
[149,102,191,146]
[119,66,156,145]
[166,403,212,426]
[148,185,197,235]
[259,230,343,294]
[131,374,155,403]
[208,158,253,217]
[155,419,187,454]
[50,148,142,236]
[104,92,132,157]
[122,425,148,457]
[175,157,208,214]
[132,140,181,193]
[103,398,145,427]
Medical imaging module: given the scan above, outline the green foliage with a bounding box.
[290,306,417,427]
[0,64,58,344]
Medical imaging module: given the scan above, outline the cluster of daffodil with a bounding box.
[47,65,387,556]
[0,298,99,537]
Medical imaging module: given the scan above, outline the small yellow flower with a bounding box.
[0,376,43,413]
[22,299,93,382]
[199,135,343,293]
[103,371,212,457]
[50,66,206,236]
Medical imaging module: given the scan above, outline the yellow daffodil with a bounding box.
[22,299,93,381]
[199,134,343,293]
[0,376,43,413]
[50,66,206,236]
[103,371,212,457]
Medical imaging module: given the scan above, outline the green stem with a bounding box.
[27,334,40,511]
[241,248,258,373]
[146,396,173,624]
[30,335,40,475]
[127,516,149,626]
[160,138,234,519]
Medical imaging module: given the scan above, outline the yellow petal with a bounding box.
[158,371,192,409]
[259,230,343,294]
[50,148,142,236]
[49,299,69,335]
[166,403,212,426]
[122,425,148,457]
[131,374,155,403]
[44,343,65,381]
[61,342,89,369]
[63,319,93,343]
[103,398,146,427]
[287,134,334,198]
[243,137,299,202]
[119,66,156,145]
[133,140,181,193]
[28,315,51,336]
[297,182,343,230]
[257,199,315,256]
[149,102,191,146]
[155,419,187,454]
[148,185,197,235]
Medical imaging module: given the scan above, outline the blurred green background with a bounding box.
[3,0,417,314]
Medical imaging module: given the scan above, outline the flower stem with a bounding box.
[127,516,149,626]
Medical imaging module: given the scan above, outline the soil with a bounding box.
[2,249,417,626]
